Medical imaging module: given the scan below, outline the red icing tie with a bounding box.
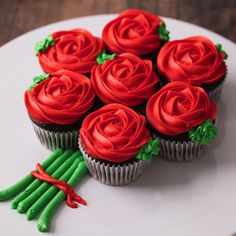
[31,163,87,208]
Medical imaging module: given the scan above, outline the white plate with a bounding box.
[0,14,236,236]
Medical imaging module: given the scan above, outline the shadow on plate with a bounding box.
[129,149,218,202]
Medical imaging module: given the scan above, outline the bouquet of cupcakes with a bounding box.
[0,9,228,233]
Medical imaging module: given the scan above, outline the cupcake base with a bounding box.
[78,139,146,185]
[207,81,224,102]
[153,134,207,162]
[32,122,78,151]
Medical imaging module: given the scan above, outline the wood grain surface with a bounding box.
[0,0,235,46]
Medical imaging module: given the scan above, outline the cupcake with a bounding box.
[102,9,169,63]
[24,70,95,150]
[157,36,228,101]
[146,81,218,162]
[79,103,159,185]
[35,28,104,75]
[91,52,160,113]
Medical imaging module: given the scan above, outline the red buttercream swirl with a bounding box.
[146,81,217,136]
[38,29,104,74]
[157,36,226,85]
[91,53,159,106]
[102,9,163,56]
[80,103,150,162]
[24,70,95,125]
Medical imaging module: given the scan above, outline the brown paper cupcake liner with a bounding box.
[78,139,146,185]
[153,134,207,162]
[207,81,224,102]
[32,122,78,151]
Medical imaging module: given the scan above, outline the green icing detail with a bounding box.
[27,74,50,91]
[1,148,88,233]
[216,43,228,60]
[136,138,160,163]
[35,35,55,56]
[188,119,217,144]
[27,156,83,220]
[158,22,170,42]
[37,161,88,232]
[96,52,116,64]
[0,149,63,202]
[11,149,73,209]
[16,151,81,214]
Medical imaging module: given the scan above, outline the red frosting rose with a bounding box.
[157,36,227,85]
[146,81,217,136]
[91,53,159,106]
[80,103,150,162]
[38,29,104,74]
[102,9,163,56]
[24,70,95,125]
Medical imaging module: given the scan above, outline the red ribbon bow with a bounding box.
[31,163,86,208]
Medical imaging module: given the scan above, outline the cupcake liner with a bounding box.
[78,139,146,185]
[153,134,207,162]
[207,81,224,102]
[32,122,78,151]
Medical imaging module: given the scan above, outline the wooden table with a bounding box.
[0,0,235,46]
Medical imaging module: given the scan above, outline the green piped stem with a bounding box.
[27,156,84,220]
[11,149,74,209]
[37,161,88,233]
[0,149,63,201]
[16,151,81,214]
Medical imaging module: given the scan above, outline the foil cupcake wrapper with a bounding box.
[153,134,207,162]
[32,123,78,151]
[78,139,146,186]
[207,81,224,102]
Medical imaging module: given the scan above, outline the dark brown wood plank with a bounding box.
[0,0,235,46]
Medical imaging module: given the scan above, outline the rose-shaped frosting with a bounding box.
[157,36,227,85]
[146,81,217,136]
[91,53,159,106]
[80,103,150,162]
[38,29,104,74]
[24,70,95,125]
[102,9,163,56]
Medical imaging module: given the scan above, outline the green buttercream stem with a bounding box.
[27,156,84,220]
[96,52,116,64]
[16,151,81,214]
[11,149,73,209]
[37,161,88,233]
[0,149,63,202]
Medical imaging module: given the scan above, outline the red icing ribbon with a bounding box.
[31,163,86,208]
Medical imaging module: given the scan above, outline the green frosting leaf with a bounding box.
[216,43,228,60]
[135,138,160,164]
[96,52,116,64]
[35,35,55,56]
[188,119,217,144]
[27,74,50,91]
[158,22,170,42]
